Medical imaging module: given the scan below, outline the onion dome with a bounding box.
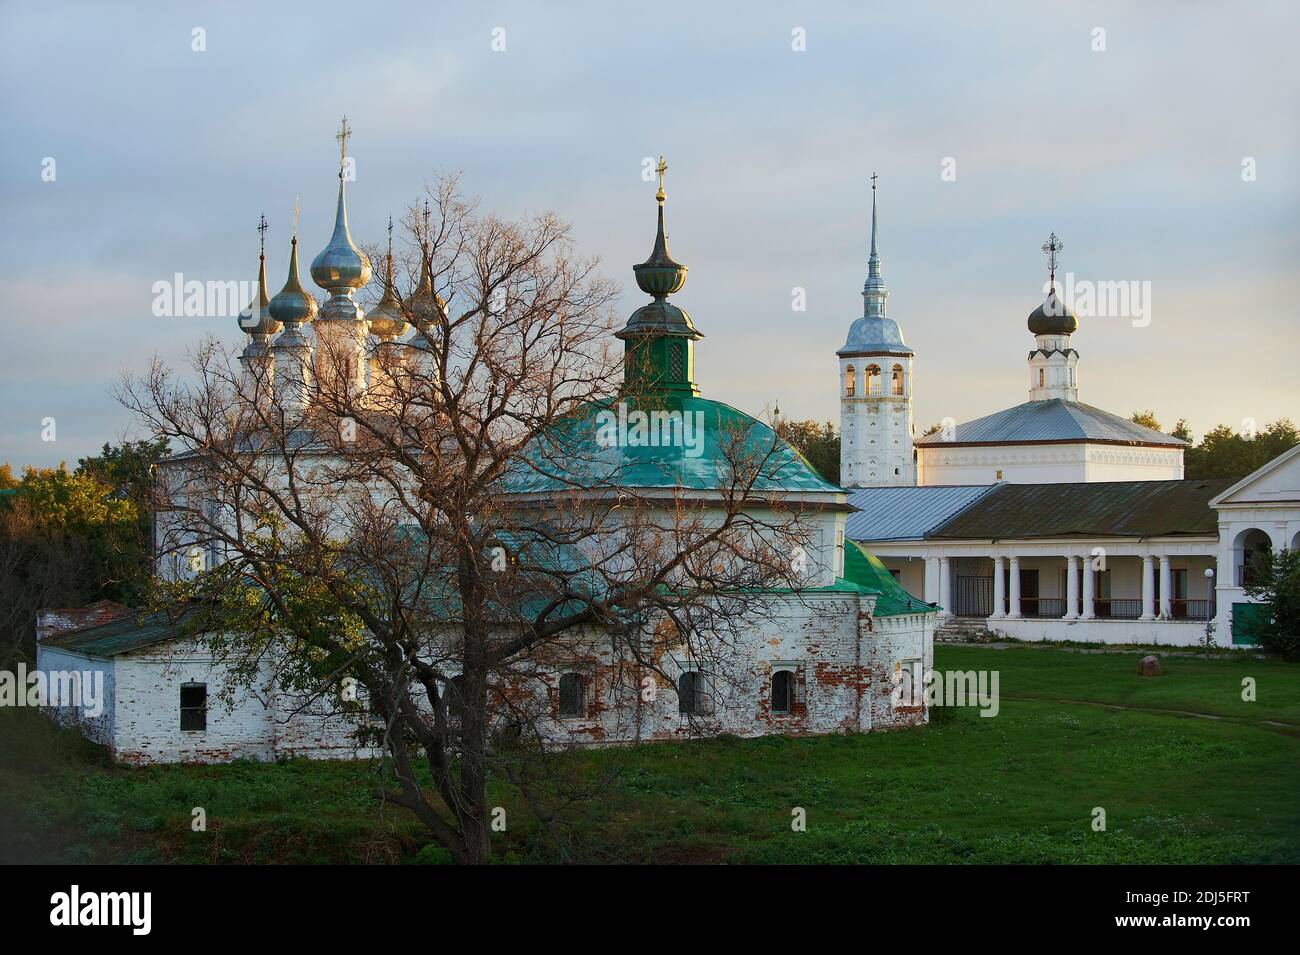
[407,248,447,331]
[311,176,372,324]
[1028,232,1077,335]
[238,248,280,340]
[1027,288,1078,335]
[368,218,408,340]
[268,236,319,329]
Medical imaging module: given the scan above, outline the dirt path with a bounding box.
[1003,694,1300,734]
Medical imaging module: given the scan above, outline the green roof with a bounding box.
[504,394,841,496]
[843,540,934,616]
[41,607,200,658]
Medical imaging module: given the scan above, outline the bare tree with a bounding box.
[119,176,825,864]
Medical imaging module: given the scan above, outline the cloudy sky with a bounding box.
[2,0,1297,470]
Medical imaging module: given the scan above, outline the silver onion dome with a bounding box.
[268,237,319,328]
[311,178,372,295]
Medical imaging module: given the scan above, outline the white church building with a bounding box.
[839,184,1296,647]
[36,144,936,765]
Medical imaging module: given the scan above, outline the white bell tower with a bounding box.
[838,175,915,487]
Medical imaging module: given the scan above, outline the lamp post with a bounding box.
[1203,567,1216,653]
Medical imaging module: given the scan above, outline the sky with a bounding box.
[1,0,1297,470]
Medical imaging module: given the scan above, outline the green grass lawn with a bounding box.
[2,644,1296,864]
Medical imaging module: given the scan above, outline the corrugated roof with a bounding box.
[928,478,1234,540]
[844,485,995,541]
[41,606,200,658]
[914,399,1187,447]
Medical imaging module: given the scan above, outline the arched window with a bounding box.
[844,366,856,397]
[1038,368,1045,388]
[866,364,882,395]
[558,673,585,717]
[678,671,704,715]
[891,364,904,395]
[771,670,793,714]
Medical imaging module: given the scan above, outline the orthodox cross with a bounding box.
[292,195,300,241]
[655,155,667,202]
[336,116,352,176]
[257,213,268,258]
[871,171,878,192]
[1041,232,1063,288]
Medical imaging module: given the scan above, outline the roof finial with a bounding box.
[292,195,300,241]
[655,155,667,203]
[258,213,268,259]
[385,215,394,286]
[335,115,352,180]
[1041,232,1063,291]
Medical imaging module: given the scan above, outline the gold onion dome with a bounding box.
[367,218,408,340]
[268,237,319,328]
[407,249,447,331]
[238,249,280,339]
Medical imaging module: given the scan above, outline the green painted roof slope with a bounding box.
[844,540,934,616]
[928,478,1234,540]
[505,394,841,495]
[42,607,200,658]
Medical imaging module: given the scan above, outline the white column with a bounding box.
[923,557,938,604]
[1081,560,1095,619]
[1064,556,1079,620]
[1007,557,1021,618]
[991,556,1006,618]
[938,557,952,618]
[1140,555,1156,620]
[1158,556,1172,619]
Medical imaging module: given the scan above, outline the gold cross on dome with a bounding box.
[655,155,667,202]
[336,116,352,171]
[871,171,878,191]
[257,213,268,256]
[292,195,300,240]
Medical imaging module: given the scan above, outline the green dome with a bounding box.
[504,394,839,496]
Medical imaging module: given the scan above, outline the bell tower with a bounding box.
[837,175,914,487]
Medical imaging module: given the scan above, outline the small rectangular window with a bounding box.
[558,673,584,718]
[678,671,705,715]
[180,682,207,731]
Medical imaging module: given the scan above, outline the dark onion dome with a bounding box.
[268,237,319,327]
[1027,288,1078,336]
[238,253,280,338]
[620,167,699,341]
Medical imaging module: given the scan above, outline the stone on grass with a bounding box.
[1137,654,1162,677]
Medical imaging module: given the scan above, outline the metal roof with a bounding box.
[914,399,1187,447]
[41,607,200,658]
[928,478,1234,540]
[844,485,995,541]
[838,315,913,356]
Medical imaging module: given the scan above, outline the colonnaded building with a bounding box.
[839,181,1299,646]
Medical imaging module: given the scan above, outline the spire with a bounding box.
[862,172,887,319]
[407,200,447,332]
